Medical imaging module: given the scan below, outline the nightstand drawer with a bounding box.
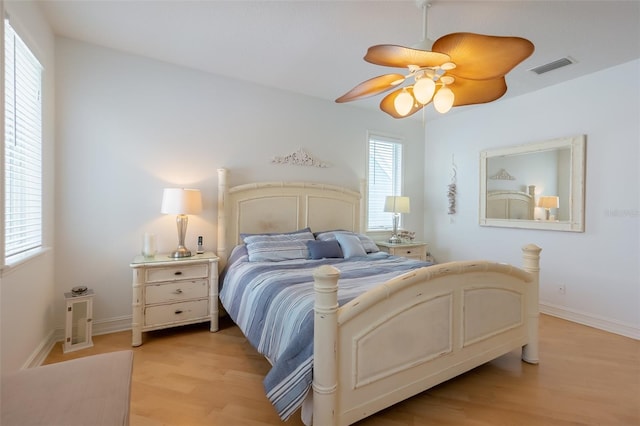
[393,246,427,259]
[144,299,209,326]
[376,241,429,261]
[145,279,208,305]
[145,264,208,283]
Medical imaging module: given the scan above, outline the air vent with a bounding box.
[529,57,575,75]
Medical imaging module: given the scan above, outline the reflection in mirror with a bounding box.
[479,135,586,232]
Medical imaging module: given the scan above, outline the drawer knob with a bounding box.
[174,271,183,276]
[406,250,412,254]
[174,309,183,315]
[174,289,183,294]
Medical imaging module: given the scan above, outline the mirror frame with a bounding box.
[479,134,586,232]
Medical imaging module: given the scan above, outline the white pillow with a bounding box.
[315,230,379,253]
[335,233,367,258]
[243,231,314,262]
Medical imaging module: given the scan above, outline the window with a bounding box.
[4,18,43,262]
[367,133,403,230]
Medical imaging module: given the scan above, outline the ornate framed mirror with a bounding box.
[479,134,586,232]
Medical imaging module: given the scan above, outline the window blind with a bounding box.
[367,135,403,230]
[4,19,43,259]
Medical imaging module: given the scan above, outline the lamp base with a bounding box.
[389,213,401,244]
[388,235,402,244]
[169,246,192,258]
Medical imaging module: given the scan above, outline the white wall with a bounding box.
[425,59,640,338]
[1,0,56,373]
[54,38,425,334]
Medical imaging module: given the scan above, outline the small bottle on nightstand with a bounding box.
[197,236,204,254]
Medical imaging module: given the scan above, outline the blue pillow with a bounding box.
[335,233,367,258]
[307,240,343,259]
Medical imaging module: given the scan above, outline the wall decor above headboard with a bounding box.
[271,147,330,168]
[489,168,516,180]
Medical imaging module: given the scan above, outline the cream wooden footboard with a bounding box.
[313,245,541,426]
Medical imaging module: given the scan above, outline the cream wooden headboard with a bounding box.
[217,168,364,267]
[486,186,536,220]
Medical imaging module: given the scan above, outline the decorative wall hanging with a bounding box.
[448,155,457,215]
[272,148,330,168]
[489,168,516,180]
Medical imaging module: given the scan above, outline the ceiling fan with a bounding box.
[335,0,534,118]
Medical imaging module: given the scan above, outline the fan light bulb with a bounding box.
[394,89,414,116]
[413,78,436,104]
[434,86,455,113]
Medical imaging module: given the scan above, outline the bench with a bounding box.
[1,350,133,426]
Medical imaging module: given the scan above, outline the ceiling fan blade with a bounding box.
[379,87,423,119]
[433,33,534,80]
[365,44,450,68]
[335,73,405,103]
[448,74,508,106]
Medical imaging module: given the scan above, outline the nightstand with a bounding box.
[376,241,430,261]
[130,252,219,346]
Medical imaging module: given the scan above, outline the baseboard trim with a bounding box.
[23,329,57,369]
[31,316,133,367]
[93,315,132,336]
[540,302,640,340]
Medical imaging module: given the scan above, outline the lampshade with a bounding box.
[413,78,436,104]
[538,196,559,209]
[161,188,202,215]
[384,196,411,214]
[433,86,455,114]
[394,89,414,116]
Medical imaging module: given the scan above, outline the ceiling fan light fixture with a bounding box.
[441,62,456,71]
[440,75,455,85]
[433,86,454,113]
[394,89,414,116]
[335,0,534,119]
[413,77,436,104]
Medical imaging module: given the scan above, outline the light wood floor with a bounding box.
[44,314,639,426]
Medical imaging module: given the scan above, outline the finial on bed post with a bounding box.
[313,265,340,426]
[217,168,228,270]
[521,244,542,364]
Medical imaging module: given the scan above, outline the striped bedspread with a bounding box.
[219,247,432,420]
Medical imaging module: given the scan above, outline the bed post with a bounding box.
[217,168,228,270]
[521,243,542,364]
[313,265,340,426]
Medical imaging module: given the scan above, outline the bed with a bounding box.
[216,168,541,425]
[486,185,536,220]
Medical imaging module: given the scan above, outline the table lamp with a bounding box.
[161,188,202,258]
[538,195,559,221]
[384,196,410,244]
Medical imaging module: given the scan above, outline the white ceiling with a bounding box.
[37,0,640,119]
